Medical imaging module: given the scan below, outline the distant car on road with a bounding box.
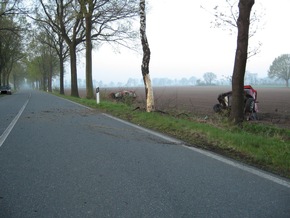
[0,85,12,95]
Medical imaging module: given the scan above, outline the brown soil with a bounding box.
[76,86,290,129]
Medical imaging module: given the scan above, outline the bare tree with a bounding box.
[78,0,139,99]
[0,0,21,18]
[203,72,217,85]
[79,0,94,99]
[31,1,79,95]
[203,0,263,58]
[56,0,85,97]
[37,0,138,98]
[39,25,69,94]
[140,0,154,112]
[37,0,86,97]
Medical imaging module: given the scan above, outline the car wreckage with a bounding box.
[213,85,258,120]
[110,90,137,100]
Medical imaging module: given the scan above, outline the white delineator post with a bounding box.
[96,87,100,104]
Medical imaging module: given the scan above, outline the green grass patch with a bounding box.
[55,93,290,179]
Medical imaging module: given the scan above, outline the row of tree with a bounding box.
[0,0,154,110]
[27,0,140,99]
[0,0,154,112]
[68,73,284,88]
[0,1,27,89]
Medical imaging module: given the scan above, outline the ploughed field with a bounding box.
[80,86,290,128]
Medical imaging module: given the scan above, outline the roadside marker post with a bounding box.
[96,87,100,104]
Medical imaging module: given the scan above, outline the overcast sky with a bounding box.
[74,0,290,84]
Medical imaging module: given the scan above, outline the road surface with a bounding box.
[0,90,289,218]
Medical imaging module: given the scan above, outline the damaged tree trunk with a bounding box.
[230,0,254,124]
[140,0,154,112]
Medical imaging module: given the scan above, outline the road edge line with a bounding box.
[102,113,290,189]
[45,98,290,189]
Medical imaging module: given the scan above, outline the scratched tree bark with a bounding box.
[140,0,154,112]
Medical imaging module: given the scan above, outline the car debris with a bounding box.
[110,90,137,100]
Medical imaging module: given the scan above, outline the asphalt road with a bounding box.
[0,90,289,218]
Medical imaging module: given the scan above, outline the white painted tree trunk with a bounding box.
[143,73,154,112]
[140,0,154,112]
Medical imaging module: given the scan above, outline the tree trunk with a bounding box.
[69,44,79,97]
[59,41,65,95]
[4,61,13,85]
[57,0,81,98]
[42,75,47,91]
[140,0,154,112]
[3,73,7,85]
[230,0,254,124]
[59,56,65,95]
[5,74,9,86]
[48,55,53,93]
[85,13,94,99]
[143,74,154,111]
[13,74,17,90]
[48,72,52,92]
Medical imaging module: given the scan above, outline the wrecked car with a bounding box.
[213,85,258,120]
[110,90,137,100]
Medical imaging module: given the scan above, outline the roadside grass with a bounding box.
[56,93,290,179]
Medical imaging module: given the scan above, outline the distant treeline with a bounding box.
[52,76,286,88]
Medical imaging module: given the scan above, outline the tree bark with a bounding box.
[84,2,94,99]
[56,0,82,98]
[48,50,53,92]
[140,0,154,112]
[58,40,65,95]
[69,44,79,97]
[48,66,52,92]
[230,0,254,124]
[59,56,65,94]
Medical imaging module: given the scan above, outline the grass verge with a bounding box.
[57,94,290,179]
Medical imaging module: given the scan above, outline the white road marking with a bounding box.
[103,113,290,189]
[0,93,30,147]
[186,146,290,189]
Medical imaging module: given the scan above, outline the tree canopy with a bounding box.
[268,54,290,87]
[34,0,139,97]
[203,0,264,58]
[203,72,217,85]
[0,14,25,86]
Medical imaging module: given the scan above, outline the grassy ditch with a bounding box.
[57,94,290,179]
